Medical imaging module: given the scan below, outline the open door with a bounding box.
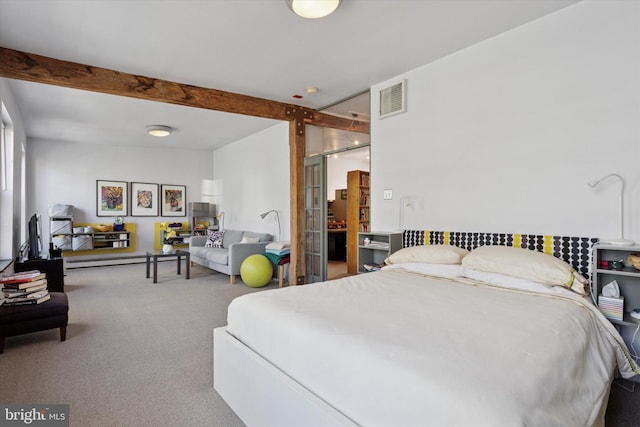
[304,155,327,283]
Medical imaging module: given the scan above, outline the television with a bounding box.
[28,213,42,260]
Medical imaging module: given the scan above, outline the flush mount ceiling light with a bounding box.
[146,125,172,137]
[287,0,341,19]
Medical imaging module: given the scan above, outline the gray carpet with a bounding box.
[0,262,267,427]
[1,263,639,426]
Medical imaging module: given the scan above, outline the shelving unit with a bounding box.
[92,230,132,249]
[54,223,136,256]
[159,229,195,247]
[592,243,640,326]
[357,231,402,274]
[188,202,217,233]
[347,170,370,274]
[153,222,209,250]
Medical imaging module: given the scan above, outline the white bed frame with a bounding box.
[214,231,603,426]
[214,327,357,427]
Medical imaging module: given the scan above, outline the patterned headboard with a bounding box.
[402,230,598,277]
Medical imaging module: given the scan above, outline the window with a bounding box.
[1,119,6,191]
[0,102,16,262]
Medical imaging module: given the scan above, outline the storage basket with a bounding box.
[52,235,72,250]
[50,221,72,235]
[72,235,93,251]
[47,204,74,217]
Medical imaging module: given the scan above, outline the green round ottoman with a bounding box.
[240,254,273,288]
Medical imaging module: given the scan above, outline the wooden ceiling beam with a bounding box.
[311,111,369,134]
[0,47,292,120]
[1,47,370,286]
[0,47,369,133]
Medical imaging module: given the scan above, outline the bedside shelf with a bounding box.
[356,232,402,274]
[593,243,640,327]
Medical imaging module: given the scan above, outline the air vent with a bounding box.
[379,80,406,119]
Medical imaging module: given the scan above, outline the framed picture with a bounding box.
[161,184,186,217]
[130,182,159,216]
[96,180,128,217]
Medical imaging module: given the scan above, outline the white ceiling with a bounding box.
[0,0,578,151]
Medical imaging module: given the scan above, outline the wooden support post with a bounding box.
[287,107,310,285]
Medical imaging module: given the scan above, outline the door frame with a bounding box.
[303,154,327,283]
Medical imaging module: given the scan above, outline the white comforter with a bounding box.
[226,266,638,427]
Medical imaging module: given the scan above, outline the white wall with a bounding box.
[212,123,290,241]
[26,138,213,254]
[370,1,640,242]
[327,153,369,199]
[212,122,366,242]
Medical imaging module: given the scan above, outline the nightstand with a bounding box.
[592,243,640,326]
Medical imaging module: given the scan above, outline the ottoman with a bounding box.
[0,292,69,354]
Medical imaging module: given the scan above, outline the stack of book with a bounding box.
[0,270,50,306]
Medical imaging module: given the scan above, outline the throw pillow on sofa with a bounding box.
[205,230,224,248]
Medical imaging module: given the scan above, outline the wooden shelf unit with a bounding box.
[347,170,370,274]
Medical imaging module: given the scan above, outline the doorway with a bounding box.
[326,147,369,280]
[303,137,370,283]
[305,91,371,282]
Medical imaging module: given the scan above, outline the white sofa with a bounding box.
[188,229,272,284]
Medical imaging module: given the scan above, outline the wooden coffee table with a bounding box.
[146,249,190,283]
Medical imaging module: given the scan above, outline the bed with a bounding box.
[214,230,639,427]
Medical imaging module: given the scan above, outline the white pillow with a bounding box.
[385,244,469,265]
[240,235,260,243]
[383,263,465,279]
[463,268,566,295]
[461,245,588,295]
